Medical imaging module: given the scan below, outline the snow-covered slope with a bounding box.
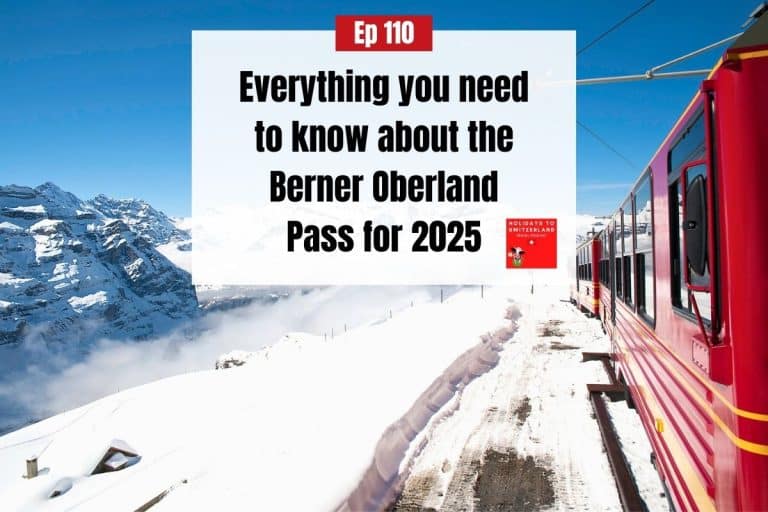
[0,285,665,512]
[0,183,198,346]
[0,287,517,511]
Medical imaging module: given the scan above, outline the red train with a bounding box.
[574,235,601,317]
[573,15,768,511]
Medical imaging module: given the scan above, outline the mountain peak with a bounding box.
[92,193,143,205]
[88,192,188,245]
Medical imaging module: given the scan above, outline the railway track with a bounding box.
[391,296,628,511]
[584,352,647,512]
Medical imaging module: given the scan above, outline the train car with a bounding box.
[573,235,601,317]
[577,14,768,511]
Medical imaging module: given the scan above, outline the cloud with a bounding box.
[0,286,445,429]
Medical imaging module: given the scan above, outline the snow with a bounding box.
[0,287,515,511]
[33,234,64,263]
[102,233,121,249]
[49,262,79,283]
[0,300,12,312]
[30,219,63,234]
[171,217,194,232]
[67,292,108,313]
[388,287,627,510]
[607,400,670,511]
[107,439,137,456]
[0,221,22,232]
[157,242,191,273]
[48,477,73,498]
[6,205,45,215]
[0,284,666,511]
[0,273,33,287]
[214,350,253,369]
[103,452,137,471]
[123,258,144,280]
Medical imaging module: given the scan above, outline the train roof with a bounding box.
[731,5,768,50]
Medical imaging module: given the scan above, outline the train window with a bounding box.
[668,109,711,324]
[599,233,607,285]
[622,198,634,305]
[669,112,704,174]
[622,255,632,303]
[634,173,654,321]
[586,248,589,280]
[614,213,622,297]
[577,251,582,281]
[600,231,610,286]
[578,249,584,279]
[576,251,580,290]
[576,249,581,279]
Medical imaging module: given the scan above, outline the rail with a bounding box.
[583,352,647,512]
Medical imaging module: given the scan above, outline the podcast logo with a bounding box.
[506,218,557,269]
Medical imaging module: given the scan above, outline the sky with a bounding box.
[0,0,757,216]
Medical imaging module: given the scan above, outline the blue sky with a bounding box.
[0,0,756,216]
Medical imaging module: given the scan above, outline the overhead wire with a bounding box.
[577,120,636,170]
[577,0,656,56]
[577,0,657,171]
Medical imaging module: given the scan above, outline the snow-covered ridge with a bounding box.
[89,194,189,247]
[0,182,197,346]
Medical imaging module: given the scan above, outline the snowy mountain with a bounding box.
[0,183,198,346]
[575,214,609,244]
[88,194,190,248]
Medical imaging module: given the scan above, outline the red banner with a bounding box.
[335,15,433,51]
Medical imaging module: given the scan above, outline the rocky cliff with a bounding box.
[0,183,198,346]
